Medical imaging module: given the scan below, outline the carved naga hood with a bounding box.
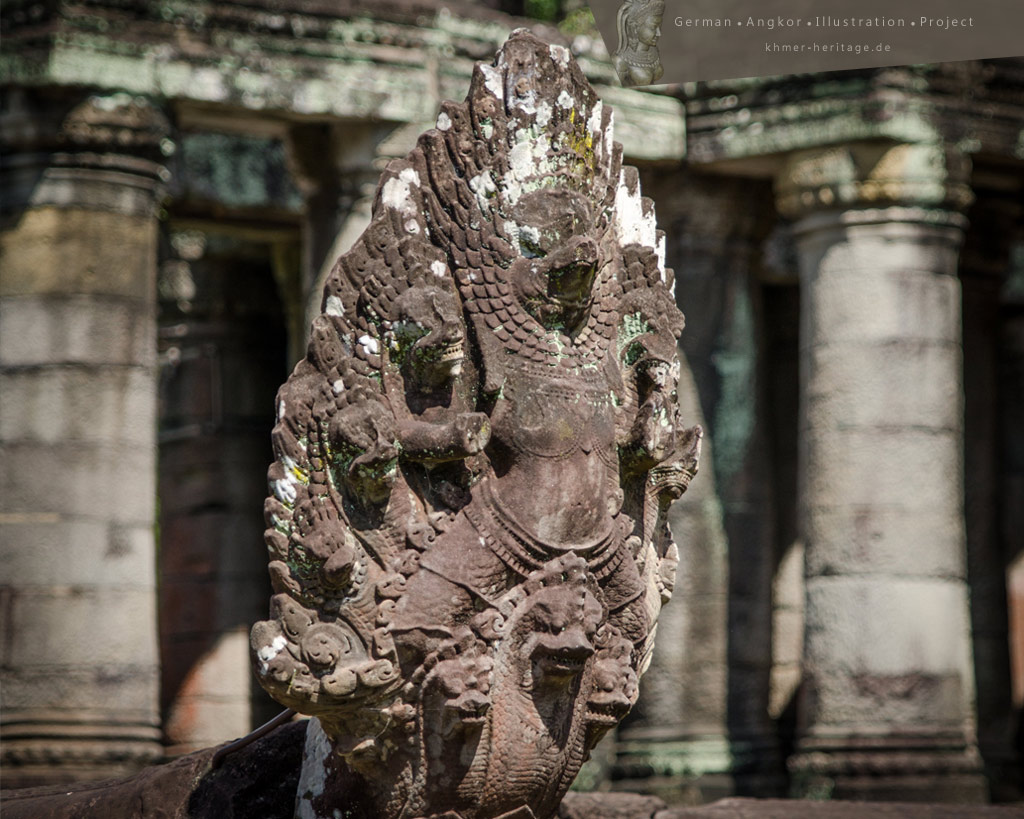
[251,29,701,819]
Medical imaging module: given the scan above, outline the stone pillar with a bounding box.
[286,121,404,347]
[960,186,1024,801]
[616,169,781,801]
[776,142,985,801]
[0,90,169,786]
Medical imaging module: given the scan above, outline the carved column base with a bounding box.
[614,732,785,802]
[789,733,986,803]
[1,719,163,790]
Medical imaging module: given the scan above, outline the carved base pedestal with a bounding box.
[789,734,986,803]
[1,720,162,790]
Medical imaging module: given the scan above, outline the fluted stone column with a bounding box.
[776,142,985,801]
[0,90,169,786]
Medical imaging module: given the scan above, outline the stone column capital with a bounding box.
[1,91,172,217]
[774,141,974,223]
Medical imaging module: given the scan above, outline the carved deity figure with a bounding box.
[251,30,700,819]
[612,0,666,87]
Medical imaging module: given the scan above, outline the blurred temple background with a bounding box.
[1,0,1023,805]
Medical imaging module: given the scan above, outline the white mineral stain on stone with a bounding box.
[587,101,603,136]
[517,223,541,256]
[535,101,552,128]
[382,167,421,218]
[325,295,344,317]
[436,111,452,131]
[557,90,574,110]
[507,134,554,205]
[480,64,504,100]
[273,476,297,505]
[273,453,310,506]
[431,260,447,279]
[358,334,379,355]
[512,89,537,115]
[296,719,333,819]
[470,170,498,211]
[332,379,345,395]
[549,44,570,68]
[615,171,657,250]
[257,634,288,673]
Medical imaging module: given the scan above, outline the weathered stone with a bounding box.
[0,520,154,587]
[802,506,965,579]
[798,267,961,346]
[618,168,781,800]
[247,30,700,819]
[0,296,154,368]
[801,428,962,511]
[163,628,255,753]
[559,791,667,818]
[657,797,1019,818]
[0,441,157,523]
[0,209,158,299]
[6,588,158,669]
[802,343,962,430]
[0,367,156,447]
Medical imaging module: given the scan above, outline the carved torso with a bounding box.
[250,31,700,819]
[486,370,618,544]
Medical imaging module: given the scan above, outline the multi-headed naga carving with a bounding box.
[251,30,701,819]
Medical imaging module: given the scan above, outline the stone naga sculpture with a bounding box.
[251,30,701,819]
[612,0,666,87]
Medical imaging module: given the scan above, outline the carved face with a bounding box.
[327,401,399,506]
[510,188,600,334]
[626,0,665,48]
[637,16,661,47]
[391,285,465,391]
[522,584,603,685]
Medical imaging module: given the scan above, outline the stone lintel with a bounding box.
[0,3,684,164]
[685,60,1024,173]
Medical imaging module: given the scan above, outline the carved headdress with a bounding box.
[252,30,697,819]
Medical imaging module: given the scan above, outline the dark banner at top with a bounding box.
[587,0,1023,85]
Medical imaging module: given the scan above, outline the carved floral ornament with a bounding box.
[251,30,701,819]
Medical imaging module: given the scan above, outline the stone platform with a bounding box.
[2,722,1020,818]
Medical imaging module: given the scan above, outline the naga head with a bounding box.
[509,188,601,335]
[327,400,399,507]
[389,284,466,392]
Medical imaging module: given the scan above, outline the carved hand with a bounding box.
[398,412,491,463]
